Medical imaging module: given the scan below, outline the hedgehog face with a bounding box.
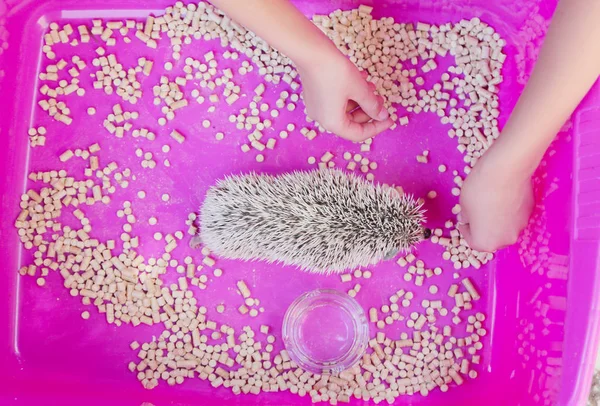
[387,227,430,260]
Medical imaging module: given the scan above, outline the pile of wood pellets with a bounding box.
[16,1,506,404]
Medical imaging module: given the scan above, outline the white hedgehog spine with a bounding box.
[198,169,429,274]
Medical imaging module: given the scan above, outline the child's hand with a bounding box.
[298,50,394,142]
[457,144,534,252]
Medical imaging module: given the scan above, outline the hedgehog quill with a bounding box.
[196,169,430,274]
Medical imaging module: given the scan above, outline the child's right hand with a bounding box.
[297,48,394,142]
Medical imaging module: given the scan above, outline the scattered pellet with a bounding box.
[170,130,185,144]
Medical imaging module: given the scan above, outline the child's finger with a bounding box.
[337,115,393,142]
[459,223,498,253]
[458,223,488,251]
[351,81,389,121]
[350,108,372,124]
[456,223,474,246]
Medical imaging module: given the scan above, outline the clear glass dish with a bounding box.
[282,289,369,374]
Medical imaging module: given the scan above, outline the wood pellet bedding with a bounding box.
[15,2,505,403]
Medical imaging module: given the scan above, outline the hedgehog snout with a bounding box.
[423,228,432,240]
[383,248,399,261]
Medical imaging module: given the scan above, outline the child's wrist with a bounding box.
[486,134,540,180]
[293,38,341,72]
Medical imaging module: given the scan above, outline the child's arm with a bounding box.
[209,0,393,141]
[459,0,600,252]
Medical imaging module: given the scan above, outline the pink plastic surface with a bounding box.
[0,0,599,405]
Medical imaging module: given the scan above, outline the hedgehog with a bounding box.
[195,169,429,274]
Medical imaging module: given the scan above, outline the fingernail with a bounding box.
[378,108,389,120]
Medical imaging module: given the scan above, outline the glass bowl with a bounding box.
[282,289,369,374]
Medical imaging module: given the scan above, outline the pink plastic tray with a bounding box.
[1,0,599,405]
